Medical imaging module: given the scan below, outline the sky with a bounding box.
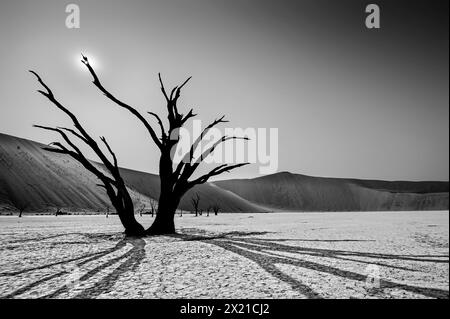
[0,0,448,181]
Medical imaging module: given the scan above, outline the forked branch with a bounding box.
[81,55,162,149]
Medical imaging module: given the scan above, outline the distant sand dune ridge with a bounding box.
[0,133,448,214]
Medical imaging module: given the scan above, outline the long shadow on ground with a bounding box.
[1,230,448,299]
[1,233,146,299]
[173,230,450,299]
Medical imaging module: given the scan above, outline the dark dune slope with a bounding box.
[0,133,112,211]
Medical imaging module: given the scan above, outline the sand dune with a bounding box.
[214,172,449,211]
[113,165,268,213]
[0,133,448,214]
[0,133,266,213]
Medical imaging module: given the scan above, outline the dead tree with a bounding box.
[212,204,220,216]
[17,203,27,218]
[149,200,157,217]
[10,199,28,218]
[137,203,145,217]
[29,70,145,236]
[191,194,200,217]
[81,55,249,234]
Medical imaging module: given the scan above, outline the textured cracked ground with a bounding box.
[0,211,448,299]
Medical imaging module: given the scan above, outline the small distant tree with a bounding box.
[149,200,157,217]
[137,203,145,217]
[191,193,200,217]
[11,200,28,218]
[212,204,220,216]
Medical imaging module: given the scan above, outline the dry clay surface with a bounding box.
[0,211,448,299]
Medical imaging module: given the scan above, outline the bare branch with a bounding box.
[148,112,166,140]
[172,77,191,117]
[174,77,192,102]
[42,142,74,155]
[195,136,249,165]
[169,86,178,101]
[34,125,116,186]
[158,74,193,127]
[34,125,83,155]
[100,136,118,169]
[175,135,249,184]
[81,56,162,149]
[158,73,170,102]
[180,108,197,125]
[30,70,117,171]
[41,147,68,155]
[159,75,175,122]
[57,127,88,144]
[29,70,53,97]
[189,163,250,186]
[175,115,230,175]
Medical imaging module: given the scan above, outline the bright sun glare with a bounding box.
[74,52,100,71]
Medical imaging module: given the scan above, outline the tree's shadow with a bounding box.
[173,230,450,299]
[1,233,87,246]
[1,233,146,299]
[1,230,448,299]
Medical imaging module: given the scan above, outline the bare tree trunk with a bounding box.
[116,207,145,236]
[110,186,145,236]
[146,184,181,234]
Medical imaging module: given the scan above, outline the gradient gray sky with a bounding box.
[0,0,448,181]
